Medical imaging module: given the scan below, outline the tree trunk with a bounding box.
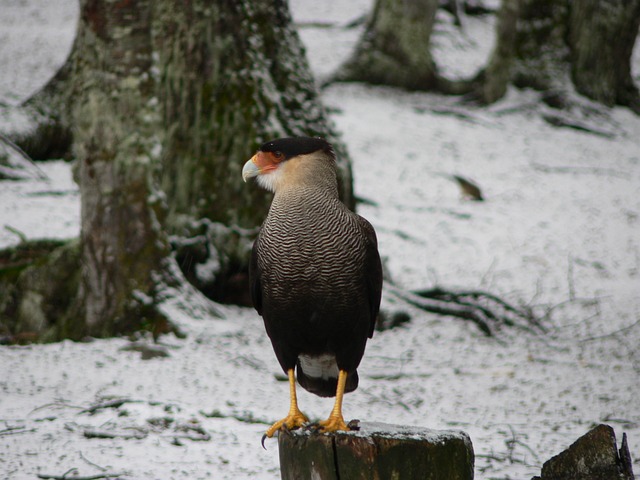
[0,0,357,340]
[332,0,640,113]
[153,0,353,232]
[332,0,444,91]
[474,0,521,104]
[71,0,171,336]
[569,0,640,113]
[509,0,570,93]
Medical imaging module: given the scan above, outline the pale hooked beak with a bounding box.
[242,154,260,182]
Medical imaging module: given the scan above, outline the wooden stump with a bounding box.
[278,422,474,480]
[532,424,635,480]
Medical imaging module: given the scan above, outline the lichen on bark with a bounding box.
[0,0,357,341]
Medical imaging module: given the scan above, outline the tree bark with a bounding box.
[71,0,171,336]
[569,0,640,113]
[332,0,640,112]
[474,0,521,104]
[153,0,353,231]
[278,422,474,480]
[332,0,444,91]
[0,0,357,340]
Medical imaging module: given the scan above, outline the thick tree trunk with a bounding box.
[569,0,640,113]
[510,0,569,93]
[333,0,640,113]
[0,0,357,339]
[332,0,443,91]
[71,0,171,336]
[153,0,353,231]
[474,0,521,104]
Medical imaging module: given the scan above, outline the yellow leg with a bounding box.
[317,370,350,433]
[264,369,309,439]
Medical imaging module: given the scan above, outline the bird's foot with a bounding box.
[316,412,350,433]
[262,410,309,446]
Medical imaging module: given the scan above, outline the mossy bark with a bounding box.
[0,239,79,342]
[70,0,171,337]
[153,0,353,231]
[474,0,521,104]
[569,0,640,113]
[332,0,446,91]
[333,0,640,112]
[1,0,357,340]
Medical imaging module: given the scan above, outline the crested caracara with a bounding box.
[242,137,382,440]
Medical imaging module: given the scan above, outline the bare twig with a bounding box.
[579,318,640,343]
[83,428,147,440]
[30,401,85,415]
[0,131,48,180]
[79,451,108,472]
[37,471,126,480]
[3,225,28,243]
[0,426,36,437]
[79,398,140,415]
[391,284,542,336]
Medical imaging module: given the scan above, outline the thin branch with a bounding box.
[37,472,126,480]
[79,451,108,472]
[79,398,140,415]
[579,318,640,343]
[0,131,48,180]
[4,225,28,243]
[0,426,36,437]
[83,429,147,440]
[385,283,543,337]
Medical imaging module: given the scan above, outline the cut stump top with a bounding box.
[278,421,474,480]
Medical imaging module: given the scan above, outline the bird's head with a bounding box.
[242,137,337,193]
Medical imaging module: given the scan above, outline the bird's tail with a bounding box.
[296,362,358,397]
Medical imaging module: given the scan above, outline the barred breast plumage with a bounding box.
[243,136,382,436]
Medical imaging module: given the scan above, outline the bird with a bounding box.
[242,136,382,440]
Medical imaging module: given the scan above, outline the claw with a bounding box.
[263,410,309,440]
[262,368,308,443]
[317,413,350,433]
[316,369,351,434]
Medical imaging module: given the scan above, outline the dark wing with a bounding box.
[357,215,383,338]
[249,236,263,316]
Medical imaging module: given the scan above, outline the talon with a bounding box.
[261,434,268,450]
[318,370,351,433]
[318,413,350,433]
[263,368,309,441]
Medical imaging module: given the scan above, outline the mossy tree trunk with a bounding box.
[569,0,640,112]
[333,0,640,113]
[331,0,448,91]
[69,0,171,337]
[154,1,353,232]
[0,0,354,340]
[473,0,521,104]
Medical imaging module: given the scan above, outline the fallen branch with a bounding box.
[79,398,140,415]
[0,131,49,180]
[0,425,36,437]
[83,428,147,440]
[37,471,126,480]
[385,284,543,336]
[200,409,272,426]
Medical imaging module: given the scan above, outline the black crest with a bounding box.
[259,137,335,161]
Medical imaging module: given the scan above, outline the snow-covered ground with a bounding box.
[1,1,639,479]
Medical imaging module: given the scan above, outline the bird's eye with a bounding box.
[273,151,284,162]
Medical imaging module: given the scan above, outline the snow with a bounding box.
[1,1,640,479]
